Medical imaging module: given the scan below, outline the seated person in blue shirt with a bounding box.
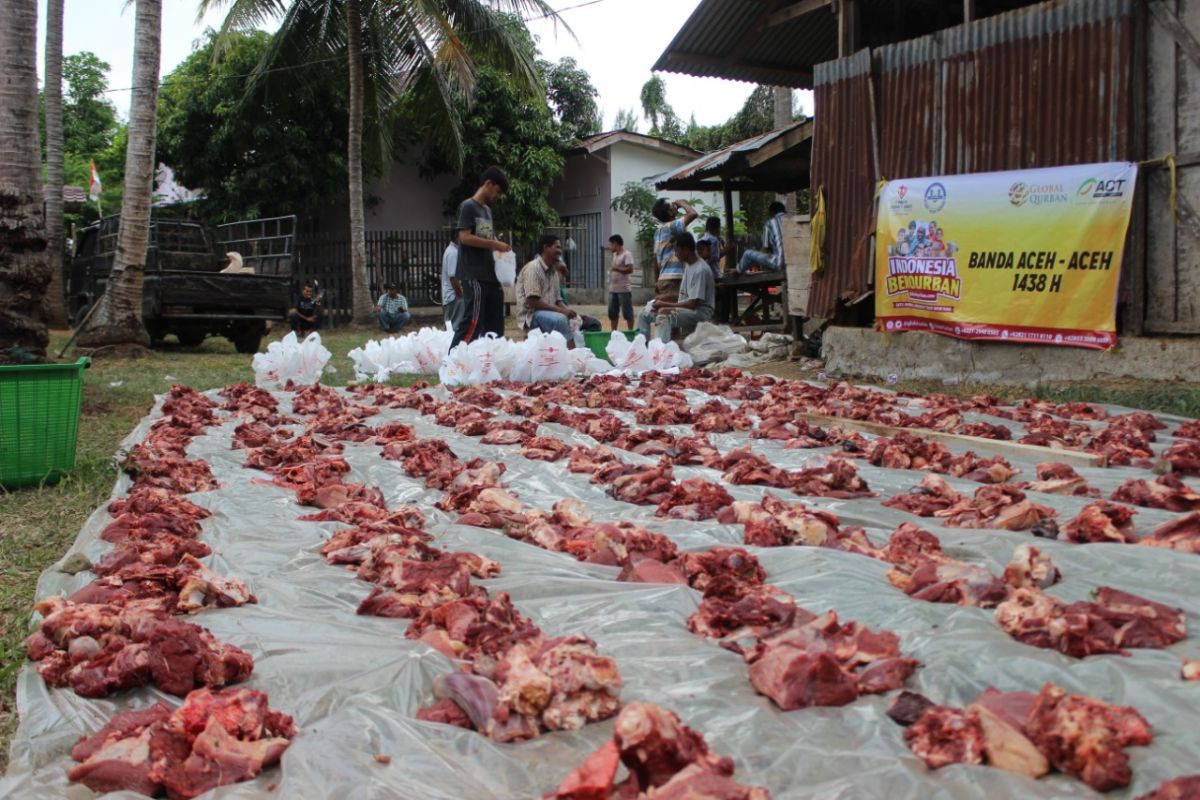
[288,283,322,334]
[374,283,411,333]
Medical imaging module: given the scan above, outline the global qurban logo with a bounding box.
[1009,181,1067,207]
[1077,177,1128,199]
[924,182,947,213]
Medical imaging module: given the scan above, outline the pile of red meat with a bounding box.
[544,702,771,799]
[883,474,1058,533]
[68,687,296,799]
[892,684,1152,792]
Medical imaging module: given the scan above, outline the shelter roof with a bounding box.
[652,119,812,193]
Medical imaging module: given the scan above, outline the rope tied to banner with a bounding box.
[809,186,827,274]
[1138,153,1177,219]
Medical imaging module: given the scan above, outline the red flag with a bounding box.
[88,160,102,200]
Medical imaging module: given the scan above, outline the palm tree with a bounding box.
[77,0,161,350]
[200,0,561,324]
[43,0,70,328]
[0,0,51,358]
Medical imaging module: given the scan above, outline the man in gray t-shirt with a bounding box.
[450,165,511,349]
[637,232,715,343]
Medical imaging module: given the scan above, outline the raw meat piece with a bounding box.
[613,429,679,457]
[545,702,771,799]
[866,431,950,471]
[968,703,1049,778]
[751,648,861,710]
[107,487,211,523]
[1024,683,1152,791]
[1139,511,1200,554]
[1021,462,1098,497]
[634,398,694,426]
[415,698,473,729]
[672,548,765,592]
[890,560,1009,608]
[609,461,676,506]
[231,420,278,449]
[567,444,620,474]
[656,478,735,520]
[994,586,1185,657]
[687,580,801,646]
[1002,544,1061,589]
[721,494,846,550]
[1137,776,1200,800]
[243,433,343,470]
[1112,474,1200,512]
[886,691,935,726]
[121,446,219,494]
[881,523,950,572]
[93,535,213,576]
[1184,659,1200,681]
[521,435,570,461]
[947,452,1017,484]
[1177,420,1200,440]
[1164,439,1200,475]
[715,448,796,489]
[904,706,985,768]
[69,686,295,799]
[1086,421,1156,465]
[955,422,1013,440]
[882,474,963,516]
[1061,501,1137,544]
[937,484,1058,532]
[406,593,541,663]
[790,458,873,498]
[665,434,721,466]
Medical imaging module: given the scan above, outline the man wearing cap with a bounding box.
[374,283,411,334]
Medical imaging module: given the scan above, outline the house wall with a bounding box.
[307,156,459,236]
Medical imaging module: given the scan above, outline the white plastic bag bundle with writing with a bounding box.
[252,332,331,389]
[647,339,694,373]
[567,346,612,377]
[494,251,517,287]
[606,331,652,374]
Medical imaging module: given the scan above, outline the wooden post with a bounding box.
[962,0,975,23]
[837,0,859,56]
[723,181,736,252]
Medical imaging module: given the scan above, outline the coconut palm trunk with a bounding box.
[43,0,70,328]
[0,0,51,358]
[77,0,160,350]
[345,0,373,324]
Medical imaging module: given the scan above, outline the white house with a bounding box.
[549,131,735,289]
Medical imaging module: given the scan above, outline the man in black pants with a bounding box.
[450,165,511,348]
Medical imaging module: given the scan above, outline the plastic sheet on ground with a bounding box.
[3,383,1200,799]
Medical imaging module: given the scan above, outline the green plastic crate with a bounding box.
[583,329,638,362]
[0,357,89,488]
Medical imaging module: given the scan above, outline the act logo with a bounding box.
[1008,182,1029,207]
[924,182,947,212]
[1077,177,1127,199]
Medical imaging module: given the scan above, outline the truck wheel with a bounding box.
[176,330,206,347]
[232,325,264,354]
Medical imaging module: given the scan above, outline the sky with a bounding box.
[36,0,812,131]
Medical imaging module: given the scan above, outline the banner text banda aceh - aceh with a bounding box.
[874,162,1137,350]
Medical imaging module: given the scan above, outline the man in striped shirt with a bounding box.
[375,283,411,333]
[736,201,788,273]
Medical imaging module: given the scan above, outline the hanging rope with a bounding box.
[809,186,827,274]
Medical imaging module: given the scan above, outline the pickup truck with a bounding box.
[68,215,296,353]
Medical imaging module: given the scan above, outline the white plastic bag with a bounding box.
[648,339,694,373]
[252,332,331,389]
[526,329,572,382]
[494,251,517,287]
[682,322,748,366]
[607,331,651,374]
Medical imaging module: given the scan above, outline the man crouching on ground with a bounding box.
[637,232,715,343]
[517,234,578,348]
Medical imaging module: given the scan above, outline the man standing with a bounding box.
[651,197,698,284]
[374,283,411,333]
[607,234,635,331]
[451,165,511,348]
[441,229,463,328]
[516,235,578,348]
[637,232,715,343]
[737,201,787,273]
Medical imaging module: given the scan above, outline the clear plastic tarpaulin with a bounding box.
[3,382,1199,799]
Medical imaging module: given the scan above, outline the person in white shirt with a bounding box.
[441,230,463,328]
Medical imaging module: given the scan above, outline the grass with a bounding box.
[1,327,1197,772]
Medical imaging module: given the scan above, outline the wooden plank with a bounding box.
[1149,0,1200,70]
[766,0,832,28]
[793,411,1106,468]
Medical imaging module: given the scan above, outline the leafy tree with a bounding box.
[415,20,563,243]
[609,181,657,264]
[62,53,121,157]
[157,30,352,222]
[639,75,681,141]
[613,107,637,132]
[541,56,600,145]
[203,0,560,325]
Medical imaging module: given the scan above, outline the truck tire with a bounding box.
[232,323,265,354]
[176,330,206,347]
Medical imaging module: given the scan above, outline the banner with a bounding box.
[874,162,1137,349]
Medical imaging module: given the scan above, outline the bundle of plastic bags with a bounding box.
[440,330,611,386]
[252,332,332,389]
[682,322,749,366]
[606,331,693,375]
[348,325,455,381]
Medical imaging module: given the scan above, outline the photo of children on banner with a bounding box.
[886,220,958,258]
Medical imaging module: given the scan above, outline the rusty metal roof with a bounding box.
[654,0,1047,88]
[652,119,813,192]
[572,130,700,159]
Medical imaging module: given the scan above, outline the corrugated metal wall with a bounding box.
[809,0,1136,320]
